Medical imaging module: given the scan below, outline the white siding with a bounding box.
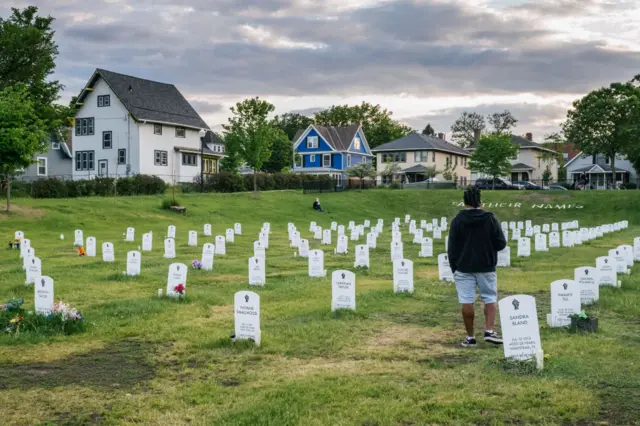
[138,124,202,183]
[72,77,140,180]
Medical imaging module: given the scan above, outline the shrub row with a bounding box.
[18,175,166,199]
[182,172,333,193]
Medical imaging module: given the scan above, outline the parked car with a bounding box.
[404,179,456,189]
[546,185,568,190]
[475,178,521,190]
[513,180,543,190]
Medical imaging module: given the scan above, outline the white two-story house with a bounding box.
[72,69,210,183]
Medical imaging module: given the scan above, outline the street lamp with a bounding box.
[199,129,207,193]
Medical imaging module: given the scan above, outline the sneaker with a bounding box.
[461,337,477,348]
[484,331,503,344]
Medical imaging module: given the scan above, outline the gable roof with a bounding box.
[564,151,585,167]
[77,69,209,130]
[571,164,629,174]
[372,133,469,156]
[294,124,363,152]
[201,130,224,145]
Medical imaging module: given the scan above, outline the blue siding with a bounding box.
[332,153,343,170]
[348,129,370,154]
[296,128,334,153]
[303,153,322,167]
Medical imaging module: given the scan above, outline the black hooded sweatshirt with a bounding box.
[447,209,507,274]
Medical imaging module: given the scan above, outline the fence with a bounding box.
[399,177,640,191]
[302,178,378,194]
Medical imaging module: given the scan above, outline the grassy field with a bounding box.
[1,189,640,425]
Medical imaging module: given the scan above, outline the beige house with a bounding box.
[467,133,559,183]
[372,133,471,184]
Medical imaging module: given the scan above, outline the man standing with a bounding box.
[448,187,507,347]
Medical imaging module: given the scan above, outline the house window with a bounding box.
[75,118,95,136]
[221,146,225,153]
[309,154,316,164]
[51,142,60,150]
[464,157,467,167]
[176,127,186,138]
[75,151,95,171]
[295,155,302,168]
[512,149,519,161]
[606,157,610,164]
[323,154,331,168]
[102,131,112,149]
[415,151,427,162]
[353,137,361,150]
[432,152,436,162]
[118,149,126,165]
[203,158,217,174]
[454,156,458,166]
[154,124,162,135]
[347,154,352,167]
[393,152,406,162]
[182,153,197,166]
[307,136,318,149]
[37,157,47,176]
[563,153,569,162]
[97,95,110,107]
[154,150,168,166]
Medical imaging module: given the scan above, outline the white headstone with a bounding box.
[19,238,31,260]
[203,224,212,237]
[299,239,310,257]
[409,220,416,234]
[215,236,226,255]
[542,224,550,233]
[497,246,511,267]
[86,237,97,257]
[15,230,24,240]
[234,223,242,235]
[290,231,301,248]
[405,215,411,224]
[141,233,152,252]
[533,225,541,235]
[573,230,582,246]
[74,230,83,246]
[35,276,54,315]
[332,270,356,311]
[367,232,377,249]
[186,231,196,247]
[314,226,322,241]
[393,259,414,293]
[548,280,580,327]
[248,257,266,286]
[525,227,534,238]
[25,256,41,285]
[574,267,599,305]
[310,221,317,232]
[618,245,634,268]
[534,233,547,252]
[102,242,115,262]
[331,221,338,231]
[166,263,188,297]
[392,231,402,243]
[419,237,433,258]
[350,227,359,241]
[517,237,531,257]
[426,223,433,232]
[226,228,235,243]
[126,251,141,276]
[338,225,345,237]
[421,220,428,229]
[308,249,326,277]
[433,227,442,240]
[549,232,560,248]
[234,291,261,345]
[552,223,559,232]
[348,221,355,230]
[413,229,424,244]
[562,231,573,247]
[596,256,617,287]
[164,238,176,259]
[635,237,640,261]
[499,295,542,361]
[608,248,628,274]
[390,241,403,262]
[580,228,589,242]
[364,219,371,228]
[23,247,35,270]
[438,253,454,282]
[354,244,370,268]
[336,235,348,254]
[511,228,521,241]
[323,229,332,245]
[125,227,135,242]
[201,243,215,271]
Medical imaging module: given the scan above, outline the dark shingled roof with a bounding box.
[372,133,469,155]
[78,69,209,130]
[572,164,629,173]
[293,124,361,151]
[468,135,556,152]
[201,130,225,145]
[511,162,534,171]
[402,165,429,173]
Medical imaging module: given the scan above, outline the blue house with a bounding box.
[292,124,374,186]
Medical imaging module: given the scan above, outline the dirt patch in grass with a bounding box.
[0,204,46,220]
[597,383,640,424]
[0,339,157,390]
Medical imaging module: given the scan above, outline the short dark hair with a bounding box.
[463,186,481,208]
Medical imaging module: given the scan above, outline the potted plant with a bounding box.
[569,311,598,333]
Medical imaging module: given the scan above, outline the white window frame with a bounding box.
[307,136,318,149]
[176,127,186,138]
[36,157,47,176]
[154,150,168,166]
[323,154,331,168]
[310,154,316,164]
[51,142,60,150]
[353,137,360,150]
[294,155,302,168]
[347,154,352,167]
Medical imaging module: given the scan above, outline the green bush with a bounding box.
[161,198,181,209]
[622,182,637,190]
[27,175,166,199]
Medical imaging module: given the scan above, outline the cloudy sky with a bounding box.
[5,0,640,140]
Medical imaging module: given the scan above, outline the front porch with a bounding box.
[570,164,629,189]
[510,163,534,182]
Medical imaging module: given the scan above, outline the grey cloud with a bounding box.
[190,100,225,114]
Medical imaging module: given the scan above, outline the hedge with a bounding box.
[17,175,166,199]
[184,172,333,193]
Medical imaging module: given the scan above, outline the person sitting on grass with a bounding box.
[448,186,507,348]
[313,198,324,212]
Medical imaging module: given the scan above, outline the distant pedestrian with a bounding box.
[313,198,324,212]
[448,187,507,348]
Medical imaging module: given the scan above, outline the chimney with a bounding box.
[473,129,481,145]
[525,132,533,141]
[437,132,445,140]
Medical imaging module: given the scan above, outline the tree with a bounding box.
[468,134,518,189]
[487,110,518,135]
[378,160,402,184]
[271,113,314,141]
[346,162,376,189]
[0,85,48,211]
[562,80,640,187]
[0,7,63,136]
[451,112,485,148]
[424,165,438,180]
[262,136,293,173]
[441,158,457,182]
[223,97,284,197]
[540,132,565,183]
[421,123,435,136]
[314,102,412,148]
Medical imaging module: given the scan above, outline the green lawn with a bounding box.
[1,189,640,425]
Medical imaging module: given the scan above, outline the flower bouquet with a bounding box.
[8,238,20,249]
[1,298,86,336]
[77,246,86,256]
[192,260,203,270]
[173,283,186,298]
